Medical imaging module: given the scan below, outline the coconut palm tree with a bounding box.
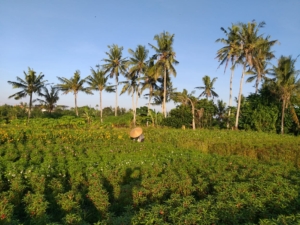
[102,44,128,116]
[195,75,219,99]
[141,73,159,114]
[120,73,139,126]
[269,55,300,134]
[234,21,277,129]
[246,38,276,93]
[36,86,59,113]
[86,66,115,122]
[57,70,92,116]
[149,31,179,118]
[7,67,47,122]
[216,25,241,126]
[126,45,149,124]
[173,89,197,130]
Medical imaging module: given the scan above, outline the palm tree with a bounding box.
[7,67,47,122]
[195,75,219,99]
[173,89,197,130]
[216,25,241,126]
[56,70,92,116]
[269,55,300,134]
[36,86,59,113]
[126,45,149,124]
[120,73,139,126]
[102,44,128,116]
[246,59,270,93]
[141,72,159,114]
[149,31,179,117]
[234,21,277,129]
[152,78,176,114]
[86,66,115,122]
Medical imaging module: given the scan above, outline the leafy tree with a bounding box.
[86,66,115,122]
[173,89,197,129]
[57,70,92,116]
[161,105,192,128]
[269,55,300,134]
[215,100,227,128]
[102,44,128,116]
[149,31,179,117]
[7,67,47,123]
[36,86,59,113]
[195,75,219,99]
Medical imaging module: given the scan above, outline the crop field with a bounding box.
[1,119,300,224]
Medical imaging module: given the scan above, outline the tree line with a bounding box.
[6,21,300,134]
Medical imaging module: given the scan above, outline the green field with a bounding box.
[1,120,300,224]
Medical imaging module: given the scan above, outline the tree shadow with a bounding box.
[102,166,142,222]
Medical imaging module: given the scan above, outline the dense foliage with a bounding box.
[1,119,300,224]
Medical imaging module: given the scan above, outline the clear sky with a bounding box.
[1,0,300,111]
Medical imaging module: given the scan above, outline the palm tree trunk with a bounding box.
[75,92,78,116]
[100,90,103,123]
[135,90,139,126]
[227,68,234,128]
[132,93,135,126]
[27,93,32,123]
[163,68,167,118]
[115,79,118,116]
[281,99,285,135]
[190,100,195,130]
[255,76,260,94]
[235,64,246,129]
[148,87,152,115]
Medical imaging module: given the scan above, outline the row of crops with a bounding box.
[1,121,300,224]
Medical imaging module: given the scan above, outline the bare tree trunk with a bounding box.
[132,93,135,127]
[27,93,32,124]
[281,99,285,135]
[227,68,234,128]
[190,100,195,130]
[75,92,78,116]
[148,87,152,114]
[235,64,246,129]
[100,90,103,123]
[115,79,118,116]
[163,68,167,118]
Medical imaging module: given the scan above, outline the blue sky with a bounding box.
[1,0,300,111]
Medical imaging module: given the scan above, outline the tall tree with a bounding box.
[234,21,277,129]
[269,55,300,134]
[141,72,159,114]
[120,73,139,126]
[195,75,219,99]
[7,67,47,122]
[86,66,115,122]
[127,45,149,125]
[36,86,60,113]
[57,70,92,116]
[216,25,241,125]
[149,31,179,117]
[102,44,128,116]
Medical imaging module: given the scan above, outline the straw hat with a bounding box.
[130,127,143,138]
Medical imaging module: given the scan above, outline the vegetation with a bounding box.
[1,121,300,224]
[3,22,300,224]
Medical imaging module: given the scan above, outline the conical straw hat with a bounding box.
[130,127,143,138]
